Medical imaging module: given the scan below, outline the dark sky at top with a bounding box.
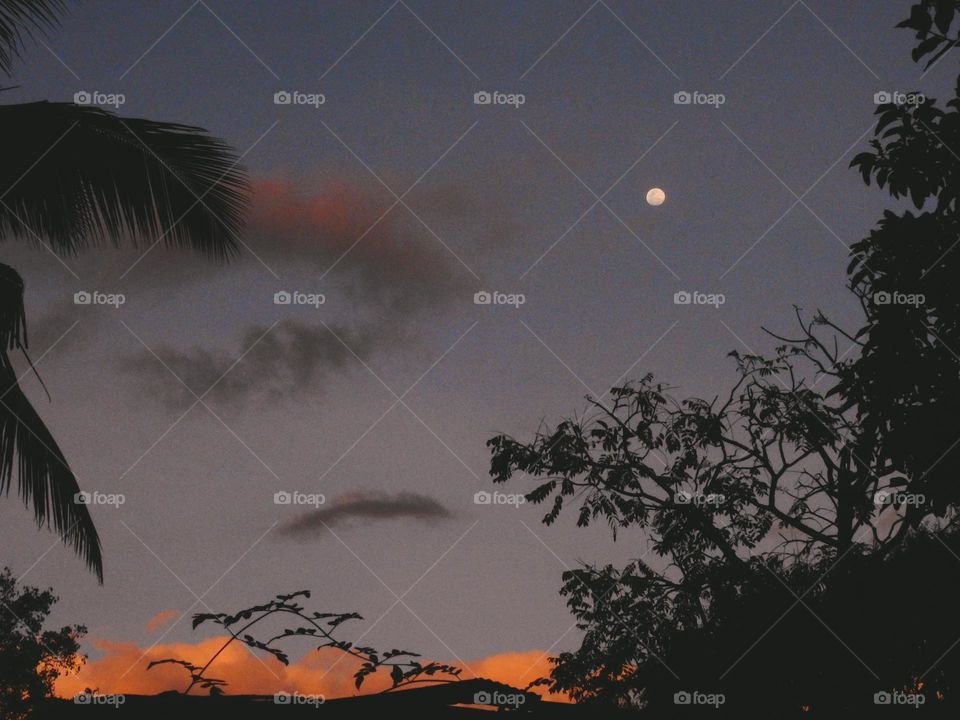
[0,0,948,674]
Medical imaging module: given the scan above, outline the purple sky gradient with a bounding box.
[0,0,947,674]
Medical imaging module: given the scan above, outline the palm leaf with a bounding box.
[0,264,102,581]
[0,0,65,76]
[0,101,249,260]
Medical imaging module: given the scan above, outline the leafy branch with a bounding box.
[147,590,461,695]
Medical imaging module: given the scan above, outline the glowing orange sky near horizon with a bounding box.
[54,611,570,703]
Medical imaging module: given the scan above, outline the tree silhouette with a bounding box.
[841,0,960,534]
[486,2,960,712]
[0,567,85,720]
[148,590,461,695]
[0,1,248,582]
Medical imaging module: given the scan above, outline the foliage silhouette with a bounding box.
[0,567,85,720]
[0,0,249,581]
[148,590,461,695]
[841,0,960,536]
[485,2,960,712]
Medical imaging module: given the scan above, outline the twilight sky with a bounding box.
[0,0,950,696]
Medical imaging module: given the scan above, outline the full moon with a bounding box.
[646,187,666,206]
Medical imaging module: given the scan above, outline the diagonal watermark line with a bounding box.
[517,619,578,682]
[118,120,279,281]
[319,1,400,81]
[117,520,279,682]
[598,1,679,80]
[0,201,80,279]
[719,1,877,81]
[520,320,596,396]
[505,319,679,487]
[399,1,479,79]
[918,534,960,680]
[761,562,879,679]
[118,321,279,481]
[718,121,874,279]
[319,321,481,480]
[516,121,681,280]
[0,316,91,480]
[720,1,799,80]
[37,39,80,80]
[316,321,478,483]
[199,0,279,78]
[520,120,681,279]
[120,0,202,80]
[319,120,481,281]
[520,520,679,679]
[919,38,958,80]
[319,520,480,680]
[608,320,680,389]
[114,118,280,279]
[15,520,79,583]
[318,120,481,281]
[0,122,78,201]
[720,119,863,250]
[520,0,601,80]
[119,321,284,483]
[0,321,78,404]
[1,595,64,660]
[798,1,879,80]
[716,317,876,500]
[916,120,960,274]
[719,528,871,680]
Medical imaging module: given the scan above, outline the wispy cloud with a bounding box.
[121,178,495,407]
[121,319,377,407]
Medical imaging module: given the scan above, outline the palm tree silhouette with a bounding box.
[0,1,249,582]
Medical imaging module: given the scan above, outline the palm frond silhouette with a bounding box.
[0,0,249,582]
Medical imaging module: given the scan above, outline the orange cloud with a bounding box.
[54,636,568,702]
[144,610,179,635]
[247,178,458,282]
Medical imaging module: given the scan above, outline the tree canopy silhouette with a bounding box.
[486,2,960,713]
[0,566,85,720]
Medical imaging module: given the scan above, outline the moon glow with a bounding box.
[646,187,666,206]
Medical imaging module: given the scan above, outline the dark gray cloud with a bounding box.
[120,318,379,407]
[278,490,454,537]
[119,178,500,407]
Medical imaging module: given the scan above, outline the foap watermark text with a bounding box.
[274,290,325,308]
[274,491,326,507]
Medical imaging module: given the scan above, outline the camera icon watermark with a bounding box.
[74,692,125,708]
[473,690,526,708]
[474,490,526,508]
[274,490,326,507]
[473,90,525,108]
[874,490,925,507]
[673,290,725,308]
[273,290,325,308]
[675,490,725,507]
[74,290,125,308]
[473,290,525,308]
[274,90,325,108]
[673,690,725,708]
[873,90,925,106]
[674,90,725,108]
[74,90,125,108]
[274,691,325,707]
[872,290,924,307]
[874,690,925,708]
[74,490,125,508]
